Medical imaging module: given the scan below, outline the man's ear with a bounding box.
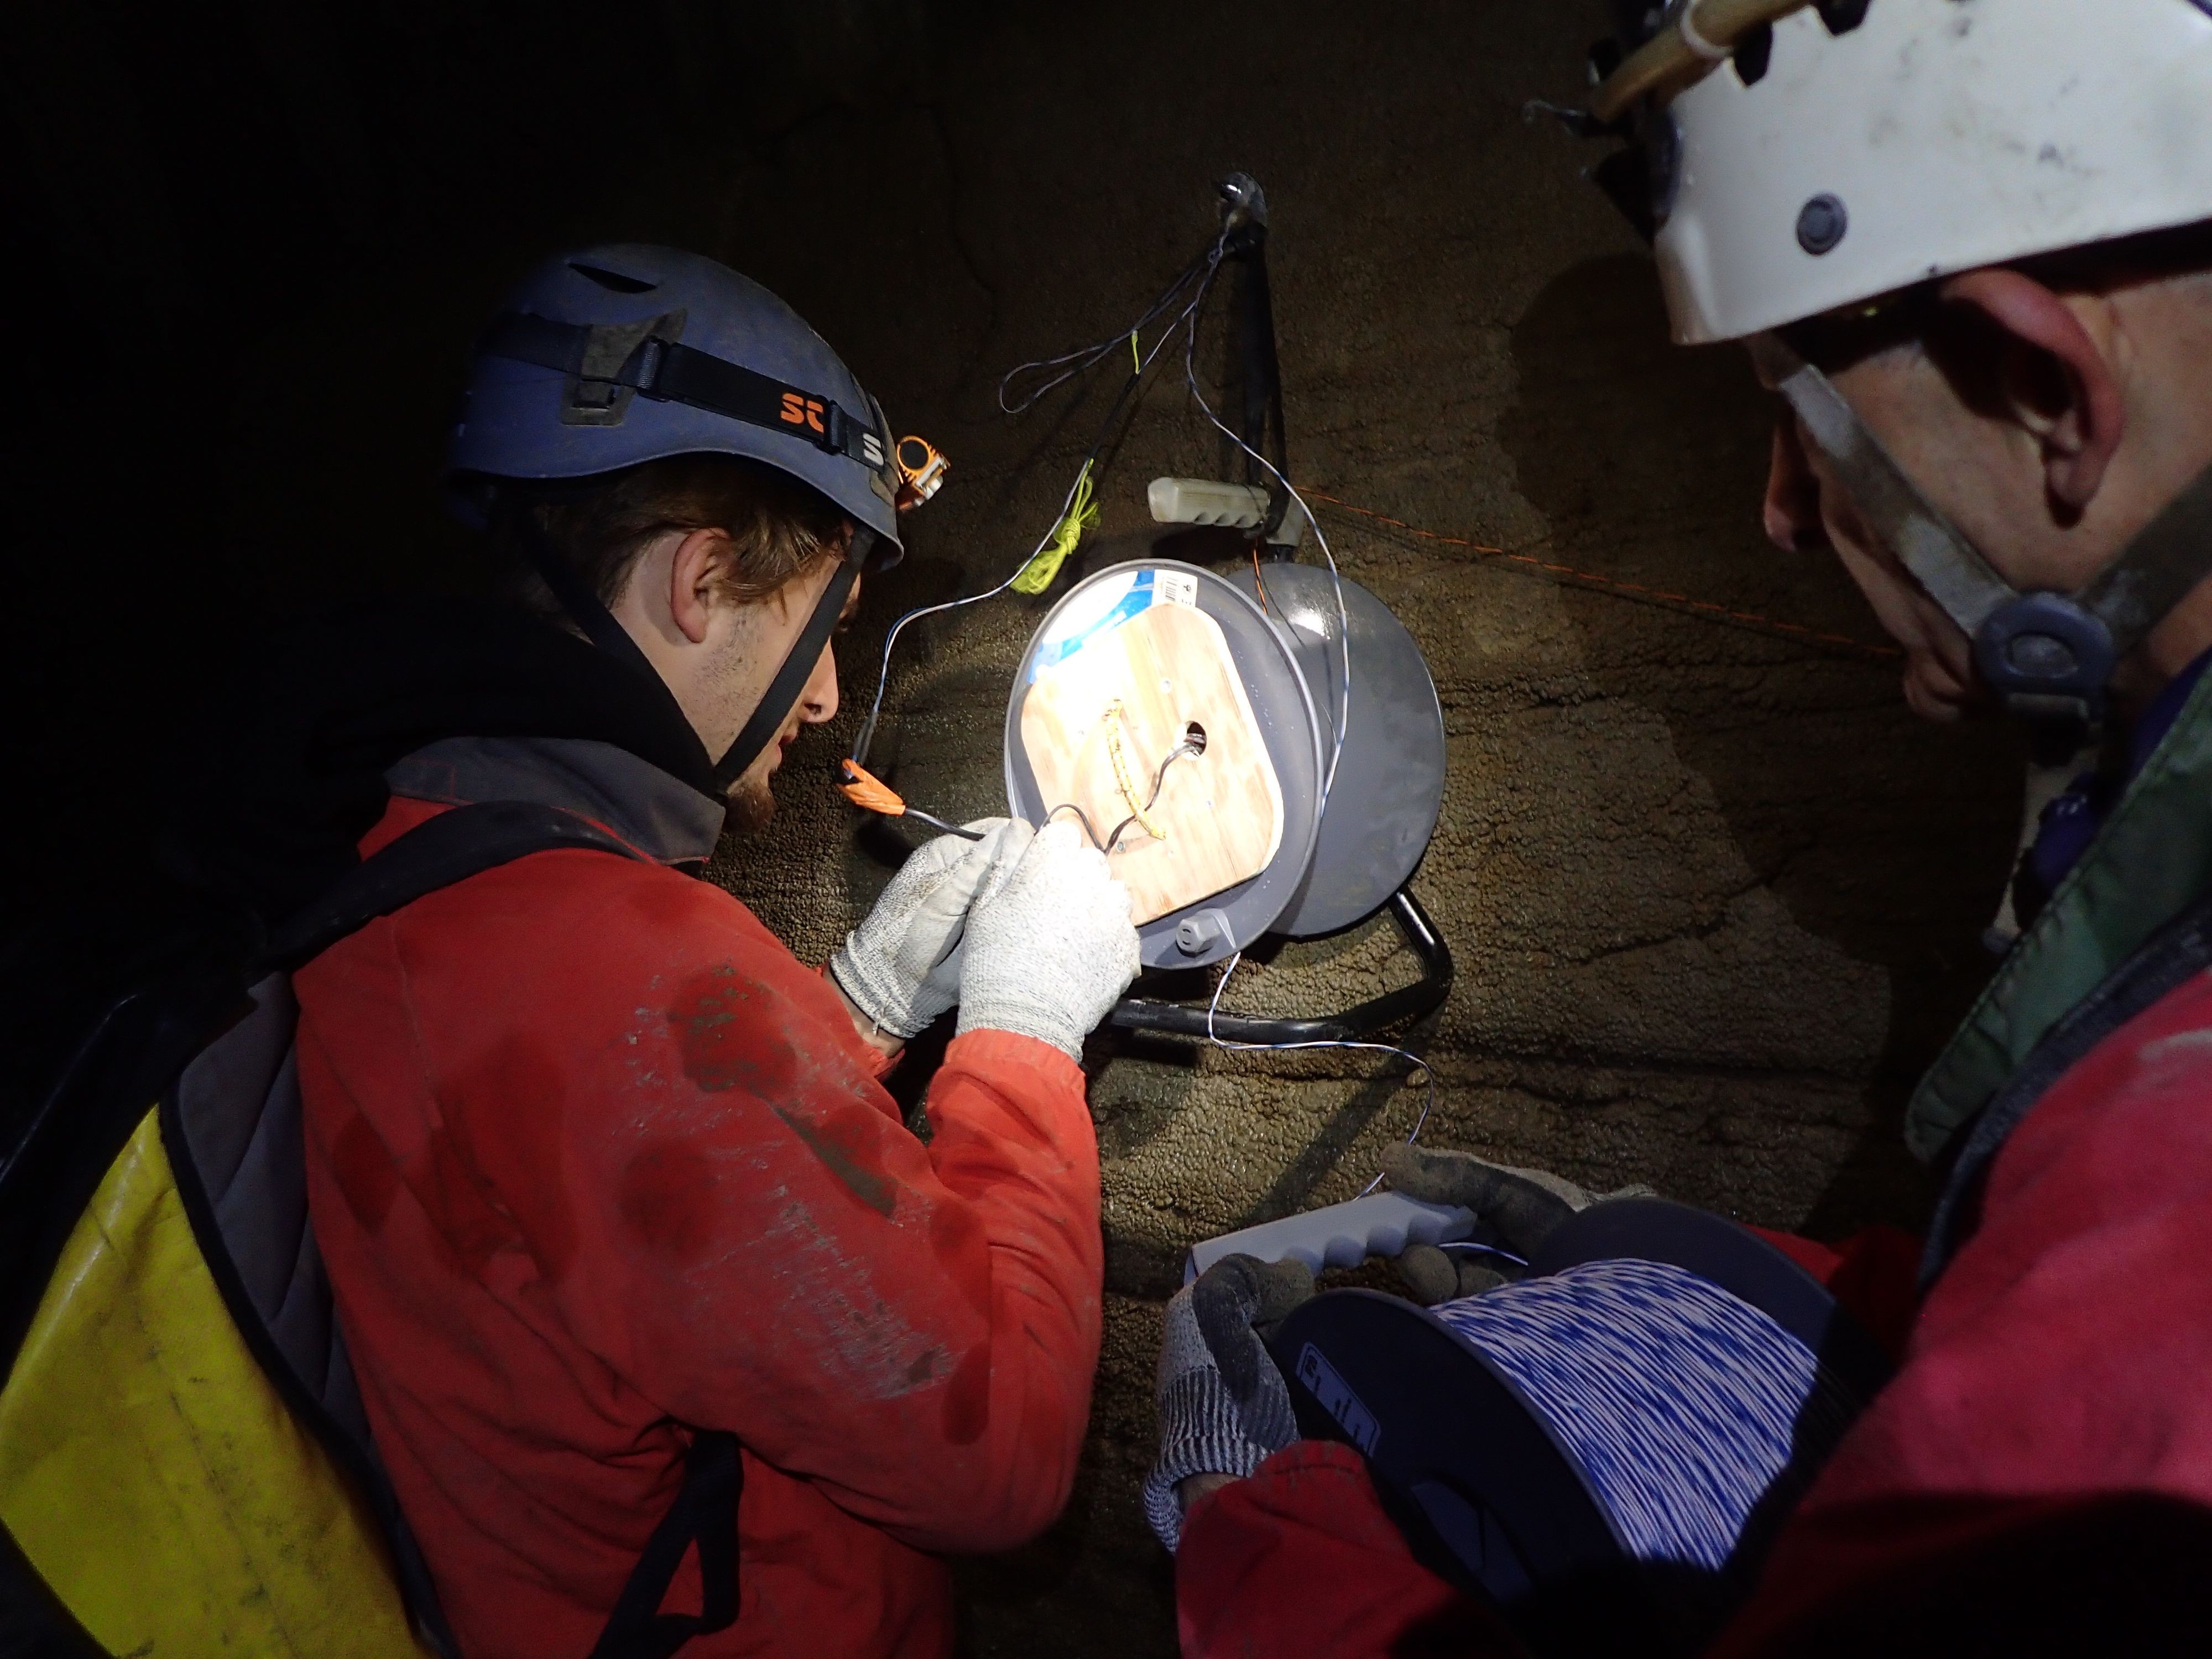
[1938,268,2129,515]
[665,528,733,645]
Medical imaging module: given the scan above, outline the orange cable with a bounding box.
[1303,491,1902,661]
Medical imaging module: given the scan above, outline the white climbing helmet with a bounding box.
[1593,0,2212,345]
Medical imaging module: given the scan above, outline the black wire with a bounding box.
[990,233,1224,576]
[1044,801,1109,848]
[903,808,985,842]
[1004,217,1238,858]
[849,260,1199,777]
[1050,740,1200,854]
[997,248,1213,415]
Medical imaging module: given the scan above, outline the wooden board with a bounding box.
[1020,597,1284,925]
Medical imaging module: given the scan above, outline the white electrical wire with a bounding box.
[1169,229,1418,1193]
[863,205,1430,1194]
[1173,231,1355,806]
[853,476,1074,758]
[1203,951,1437,1196]
[852,256,1219,763]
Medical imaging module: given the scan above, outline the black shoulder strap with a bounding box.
[255,798,643,971]
[588,1430,743,1659]
[712,559,856,794]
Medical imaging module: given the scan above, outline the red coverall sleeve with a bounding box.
[1710,973,2212,1654]
[1175,1442,1520,1659]
[446,866,1103,1553]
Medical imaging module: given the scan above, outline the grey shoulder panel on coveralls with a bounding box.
[386,734,726,865]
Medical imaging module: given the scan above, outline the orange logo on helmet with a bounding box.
[778,392,826,434]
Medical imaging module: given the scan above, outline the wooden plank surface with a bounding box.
[1020,598,1283,925]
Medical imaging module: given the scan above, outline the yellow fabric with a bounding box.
[0,1108,425,1656]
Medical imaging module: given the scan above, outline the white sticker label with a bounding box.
[1155,570,1199,608]
[1297,1343,1380,1455]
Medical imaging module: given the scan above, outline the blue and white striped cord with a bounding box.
[1428,1258,1862,1574]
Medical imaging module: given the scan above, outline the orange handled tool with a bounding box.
[836,758,985,840]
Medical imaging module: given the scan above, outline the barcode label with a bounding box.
[1155,570,1199,608]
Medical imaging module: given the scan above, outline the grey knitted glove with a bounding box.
[1384,1141,1655,1303]
[829,818,1026,1040]
[954,819,1140,1060]
[1142,1254,1315,1551]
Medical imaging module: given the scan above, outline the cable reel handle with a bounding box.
[1184,1192,1476,1286]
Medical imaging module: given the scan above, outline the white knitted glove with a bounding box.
[830,818,1027,1040]
[1142,1254,1313,1551]
[955,819,1140,1060]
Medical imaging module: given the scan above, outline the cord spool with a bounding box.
[1004,558,1446,970]
[1270,1201,1892,1656]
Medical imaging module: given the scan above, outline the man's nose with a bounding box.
[801,641,839,724]
[1764,415,1830,555]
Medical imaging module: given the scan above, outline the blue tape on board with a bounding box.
[1029,568,1159,680]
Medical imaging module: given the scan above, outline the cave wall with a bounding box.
[2,4,2022,1654]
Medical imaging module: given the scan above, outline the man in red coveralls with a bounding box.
[288,244,1140,1657]
[1156,3,2212,1655]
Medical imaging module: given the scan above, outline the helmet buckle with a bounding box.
[559,312,683,428]
[1974,592,2116,738]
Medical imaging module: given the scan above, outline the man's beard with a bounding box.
[725,770,777,833]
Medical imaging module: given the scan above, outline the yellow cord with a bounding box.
[1102,701,1167,842]
[1011,459,1099,595]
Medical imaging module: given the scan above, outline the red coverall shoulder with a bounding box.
[295,795,1103,1659]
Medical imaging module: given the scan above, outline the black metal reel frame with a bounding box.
[1217,173,1293,545]
[1103,175,1450,1046]
[1106,886,1452,1044]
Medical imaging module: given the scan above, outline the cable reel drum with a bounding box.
[1003,554,1448,1037]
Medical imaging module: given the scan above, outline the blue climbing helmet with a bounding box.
[447,243,904,554]
[445,244,907,791]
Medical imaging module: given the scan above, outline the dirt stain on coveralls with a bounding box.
[331,1110,400,1232]
[928,1198,993,1318]
[667,962,903,1219]
[942,1342,991,1446]
[927,1202,994,1443]
[663,961,988,1431]
[773,1106,898,1218]
[436,1032,581,1282]
[618,1137,740,1264]
[667,962,797,1097]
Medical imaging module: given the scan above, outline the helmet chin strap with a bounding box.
[708,559,856,795]
[1751,333,2212,761]
[513,509,860,798]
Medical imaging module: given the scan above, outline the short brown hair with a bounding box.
[498,452,848,620]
